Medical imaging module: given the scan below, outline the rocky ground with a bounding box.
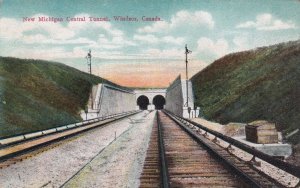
[287,144,300,167]
[192,117,300,187]
[191,117,246,137]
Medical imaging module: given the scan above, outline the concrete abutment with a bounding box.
[83,75,199,119]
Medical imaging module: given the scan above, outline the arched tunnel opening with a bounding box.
[153,95,166,110]
[137,95,149,110]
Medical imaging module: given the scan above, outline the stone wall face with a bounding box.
[82,83,136,119]
[165,76,184,116]
[165,75,199,118]
[97,84,136,116]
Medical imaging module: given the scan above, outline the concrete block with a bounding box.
[183,107,199,118]
[67,124,76,129]
[56,126,68,131]
[82,121,89,125]
[0,135,25,145]
[246,120,278,144]
[42,128,57,135]
[235,136,292,157]
[75,122,83,126]
[24,131,43,139]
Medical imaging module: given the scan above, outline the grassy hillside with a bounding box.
[0,57,110,138]
[191,40,300,141]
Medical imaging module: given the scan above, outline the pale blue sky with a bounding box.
[0,0,299,86]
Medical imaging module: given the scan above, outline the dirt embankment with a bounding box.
[192,40,300,138]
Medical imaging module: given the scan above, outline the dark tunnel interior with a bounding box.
[153,95,166,110]
[137,95,149,110]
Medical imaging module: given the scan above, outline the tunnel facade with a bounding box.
[135,89,167,110]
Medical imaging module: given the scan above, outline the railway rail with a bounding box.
[0,110,140,168]
[140,110,299,187]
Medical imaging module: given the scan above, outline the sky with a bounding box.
[0,0,299,87]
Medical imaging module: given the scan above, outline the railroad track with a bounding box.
[140,111,284,187]
[0,111,140,169]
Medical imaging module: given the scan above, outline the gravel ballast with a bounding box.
[191,118,299,187]
[63,111,155,187]
[0,111,155,188]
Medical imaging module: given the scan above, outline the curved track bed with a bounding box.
[0,111,140,168]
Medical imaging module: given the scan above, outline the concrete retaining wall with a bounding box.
[82,83,136,119]
[165,75,199,118]
[98,84,136,116]
[165,76,183,116]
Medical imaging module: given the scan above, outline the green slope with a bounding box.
[191,40,300,141]
[0,57,109,138]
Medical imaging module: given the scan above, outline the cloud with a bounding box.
[0,15,75,40]
[0,13,136,54]
[22,34,48,44]
[170,10,214,29]
[0,18,23,40]
[22,34,96,45]
[133,34,185,45]
[162,36,185,45]
[32,14,76,39]
[68,13,123,37]
[236,13,296,31]
[133,34,159,44]
[11,47,69,60]
[8,45,125,60]
[92,34,136,50]
[232,36,249,52]
[137,10,214,33]
[196,37,229,57]
[137,21,169,33]
[142,48,183,59]
[0,13,125,43]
